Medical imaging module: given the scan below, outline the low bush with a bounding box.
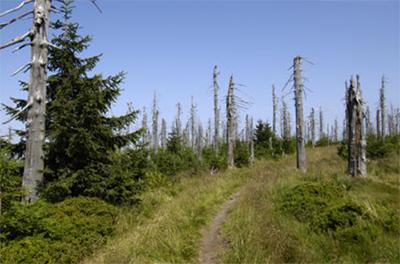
[337,135,400,160]
[0,197,117,264]
[275,177,400,262]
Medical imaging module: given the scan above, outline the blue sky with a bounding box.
[0,0,399,136]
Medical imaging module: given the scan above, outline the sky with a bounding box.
[0,0,399,136]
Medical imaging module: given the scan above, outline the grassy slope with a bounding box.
[221,146,400,263]
[83,164,262,264]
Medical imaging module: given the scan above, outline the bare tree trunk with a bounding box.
[347,77,357,176]
[310,107,316,148]
[141,107,150,147]
[319,107,324,140]
[272,84,277,135]
[196,122,204,158]
[249,117,255,162]
[22,0,51,203]
[376,109,381,137]
[152,92,159,151]
[334,118,338,143]
[213,65,220,151]
[160,118,167,149]
[380,75,386,138]
[293,56,306,171]
[226,76,235,168]
[190,96,197,149]
[175,103,182,138]
[356,76,367,177]
[347,75,367,177]
[282,97,290,140]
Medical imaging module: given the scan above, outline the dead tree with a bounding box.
[190,96,197,149]
[346,76,367,177]
[226,76,236,168]
[376,109,381,137]
[249,117,255,162]
[309,107,316,148]
[319,107,324,140]
[213,65,220,151]
[196,122,204,158]
[0,0,101,203]
[333,118,339,143]
[281,96,290,140]
[0,0,51,203]
[141,107,150,147]
[151,92,159,151]
[160,118,167,149]
[379,75,386,138]
[272,84,278,136]
[293,56,306,171]
[175,103,182,137]
[205,118,212,147]
[365,106,373,135]
[388,105,395,136]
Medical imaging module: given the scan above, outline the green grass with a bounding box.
[83,165,259,264]
[221,146,400,263]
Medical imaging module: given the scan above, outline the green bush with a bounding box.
[0,147,23,214]
[0,197,117,264]
[234,140,251,168]
[277,181,342,222]
[337,135,400,160]
[202,147,227,171]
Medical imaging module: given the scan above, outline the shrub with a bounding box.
[277,181,342,222]
[0,147,23,215]
[202,147,227,171]
[0,197,117,264]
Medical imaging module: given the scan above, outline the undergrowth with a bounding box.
[222,146,400,263]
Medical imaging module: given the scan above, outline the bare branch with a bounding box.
[0,30,32,50]
[0,10,32,29]
[12,41,32,53]
[0,0,33,18]
[2,101,32,125]
[12,62,31,76]
[90,0,103,13]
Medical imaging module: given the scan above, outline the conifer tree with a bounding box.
[5,1,141,202]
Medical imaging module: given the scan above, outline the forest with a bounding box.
[0,1,399,263]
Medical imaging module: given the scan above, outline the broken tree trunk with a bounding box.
[346,76,367,177]
[293,56,306,171]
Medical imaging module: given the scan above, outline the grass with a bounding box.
[221,146,400,263]
[82,165,260,264]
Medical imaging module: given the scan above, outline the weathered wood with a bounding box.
[22,0,51,203]
[272,84,277,135]
[310,107,316,148]
[293,56,306,171]
[380,75,386,138]
[226,76,235,168]
[151,92,159,151]
[346,75,367,177]
[213,65,220,151]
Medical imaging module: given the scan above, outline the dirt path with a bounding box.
[199,190,242,264]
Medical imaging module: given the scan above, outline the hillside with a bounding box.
[82,146,399,264]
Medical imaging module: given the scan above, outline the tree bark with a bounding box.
[213,65,220,151]
[226,76,235,169]
[22,0,51,203]
[293,56,306,171]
